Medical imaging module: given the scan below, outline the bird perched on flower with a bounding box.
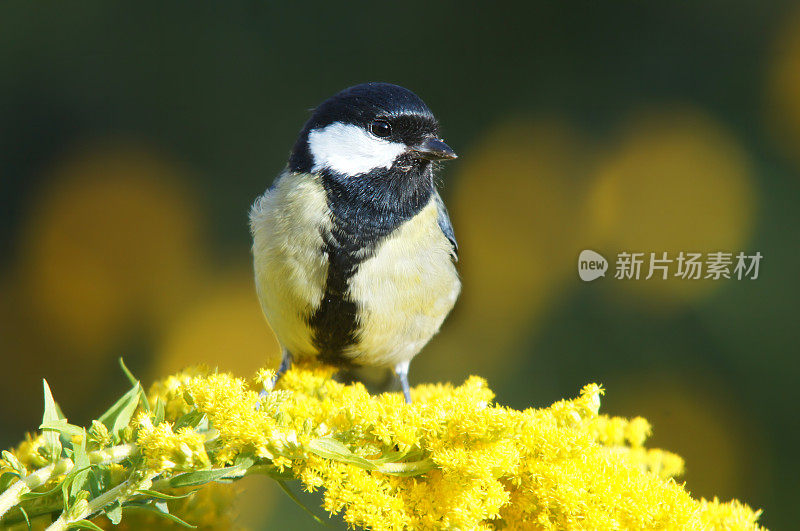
[250,82,460,403]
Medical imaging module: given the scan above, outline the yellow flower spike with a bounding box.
[0,360,766,530]
[7,433,49,470]
[577,382,604,416]
[624,416,652,447]
[135,416,210,472]
[700,497,765,529]
[254,368,276,382]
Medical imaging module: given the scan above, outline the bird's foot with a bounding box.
[394,360,412,404]
[259,350,293,402]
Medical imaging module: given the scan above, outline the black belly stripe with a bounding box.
[307,165,435,365]
[307,229,362,367]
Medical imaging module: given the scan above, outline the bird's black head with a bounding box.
[289,82,456,179]
[288,82,457,231]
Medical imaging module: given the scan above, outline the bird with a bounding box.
[249,82,460,403]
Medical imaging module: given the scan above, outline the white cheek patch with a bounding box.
[307,122,407,175]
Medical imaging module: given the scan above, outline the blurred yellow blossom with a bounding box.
[430,119,589,379]
[588,107,756,305]
[92,483,244,531]
[17,141,205,353]
[0,361,765,530]
[608,374,764,502]
[153,273,282,380]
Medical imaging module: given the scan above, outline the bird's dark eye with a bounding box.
[370,120,392,138]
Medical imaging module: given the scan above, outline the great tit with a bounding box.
[250,82,460,403]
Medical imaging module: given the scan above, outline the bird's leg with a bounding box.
[394,360,412,404]
[275,349,294,381]
[260,349,293,400]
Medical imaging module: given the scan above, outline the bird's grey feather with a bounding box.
[433,190,458,261]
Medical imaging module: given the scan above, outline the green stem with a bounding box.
[0,443,137,521]
[87,443,137,465]
[45,471,157,531]
[378,458,435,475]
[0,499,64,526]
[0,460,69,519]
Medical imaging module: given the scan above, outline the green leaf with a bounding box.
[19,481,63,501]
[61,479,69,512]
[66,520,105,531]
[70,432,90,500]
[127,503,197,528]
[18,506,31,530]
[86,467,111,498]
[234,453,256,469]
[119,357,150,413]
[168,465,245,488]
[106,500,122,525]
[136,488,199,500]
[118,357,138,387]
[98,383,142,439]
[0,471,22,491]
[276,479,327,526]
[308,438,377,470]
[378,460,436,477]
[40,420,85,439]
[41,380,63,460]
[370,450,408,465]
[174,410,206,431]
[154,398,166,425]
[54,401,67,423]
[2,450,25,475]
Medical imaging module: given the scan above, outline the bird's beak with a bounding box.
[411,138,458,161]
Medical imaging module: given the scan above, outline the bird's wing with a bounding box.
[433,191,458,262]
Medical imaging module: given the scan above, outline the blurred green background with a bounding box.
[1,1,798,528]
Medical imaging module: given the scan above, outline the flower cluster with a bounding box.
[0,360,765,530]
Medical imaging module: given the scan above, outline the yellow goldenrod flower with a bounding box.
[135,415,210,472]
[0,360,766,530]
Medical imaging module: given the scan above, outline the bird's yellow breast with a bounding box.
[250,171,460,367]
[347,199,460,367]
[250,171,331,356]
